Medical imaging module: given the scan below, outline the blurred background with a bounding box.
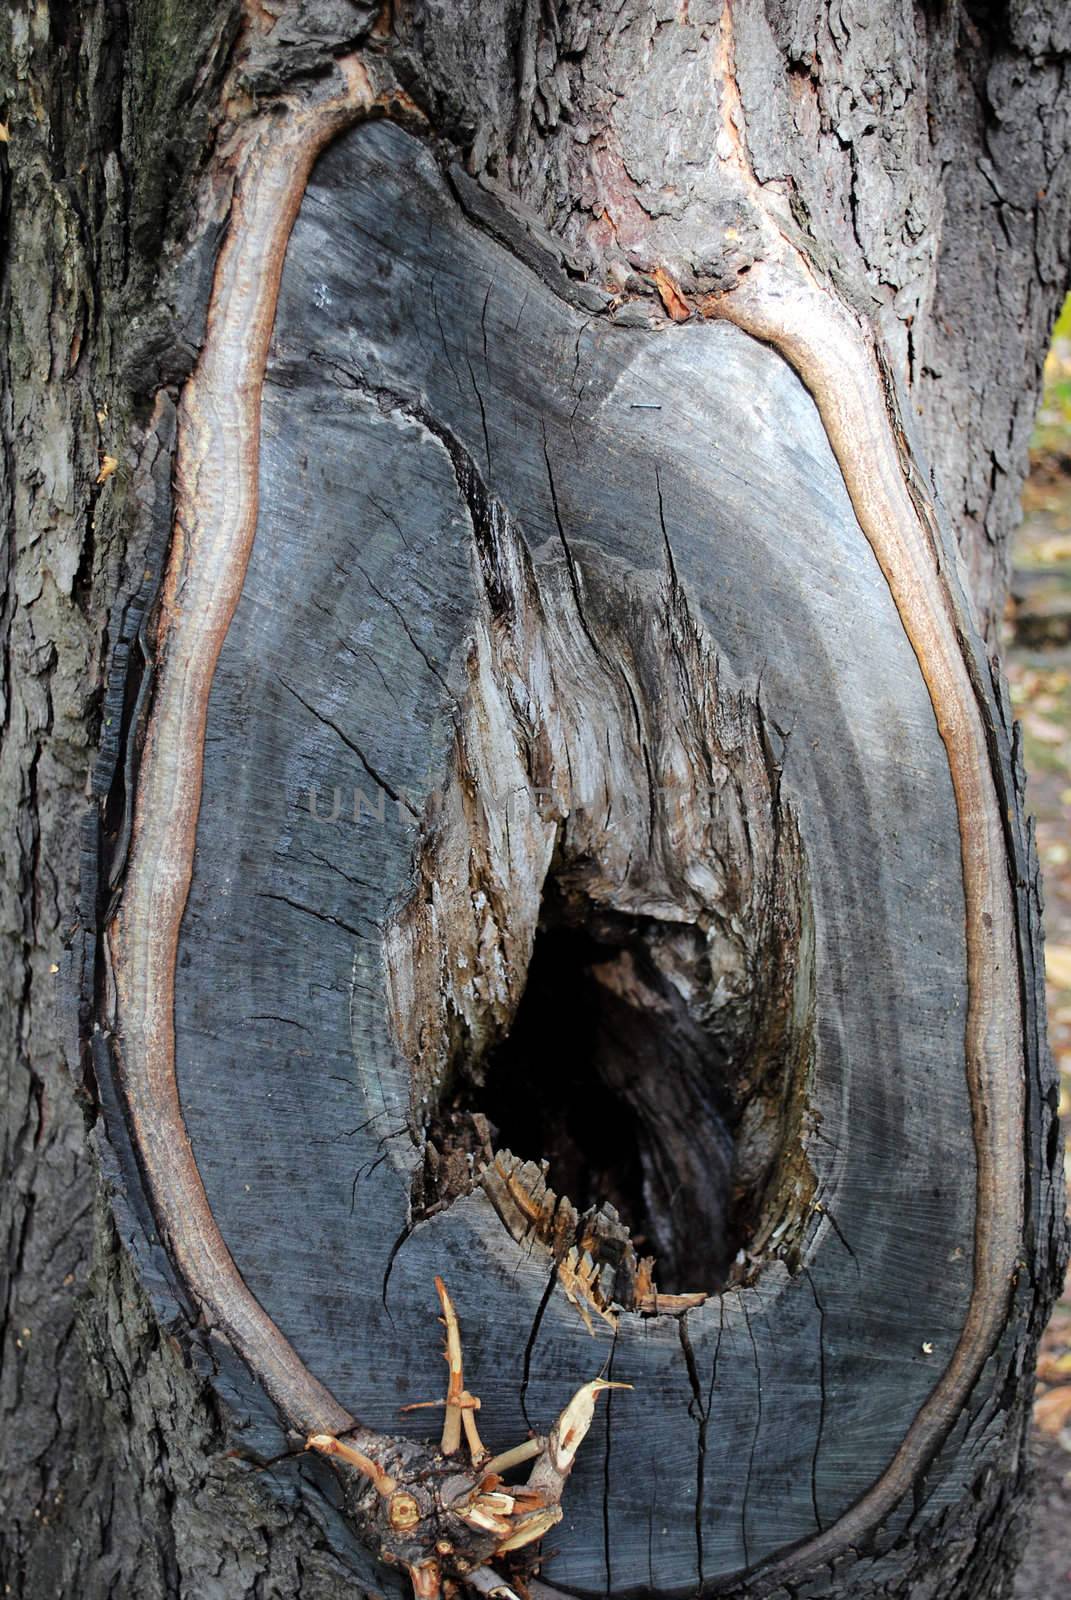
[1007,296,1071,1594]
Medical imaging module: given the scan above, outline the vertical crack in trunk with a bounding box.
[678,1310,707,1592]
[740,1298,761,1573]
[519,1261,559,1433]
[601,1325,619,1600]
[805,1267,828,1536]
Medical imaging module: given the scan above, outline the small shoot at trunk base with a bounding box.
[307,1279,631,1599]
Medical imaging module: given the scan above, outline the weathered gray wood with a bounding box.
[2,5,1069,1600]
[161,121,981,1590]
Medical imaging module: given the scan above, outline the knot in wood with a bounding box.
[388,1489,424,1532]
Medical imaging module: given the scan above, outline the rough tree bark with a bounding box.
[2,4,1070,1599]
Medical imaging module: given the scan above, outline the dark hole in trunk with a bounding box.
[451,895,748,1293]
[384,520,816,1303]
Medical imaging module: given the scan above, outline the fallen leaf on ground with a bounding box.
[1038,536,1071,563]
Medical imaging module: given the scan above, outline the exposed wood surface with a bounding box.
[3,4,1069,1599]
[695,13,1026,1571]
[147,121,994,1590]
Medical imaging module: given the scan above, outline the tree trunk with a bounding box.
[2,5,1069,1599]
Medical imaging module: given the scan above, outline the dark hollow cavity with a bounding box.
[468,911,742,1292]
[417,856,816,1298]
[386,494,816,1302]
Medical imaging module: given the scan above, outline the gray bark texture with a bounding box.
[1,4,1070,1599]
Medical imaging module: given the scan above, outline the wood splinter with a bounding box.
[308,1278,631,1600]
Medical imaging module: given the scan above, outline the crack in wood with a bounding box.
[804,1268,828,1537]
[280,675,419,816]
[520,1262,559,1434]
[95,44,1033,1588]
[107,60,378,1438]
[677,1311,707,1592]
[361,384,816,1301]
[693,4,1027,1583]
[740,1298,762,1573]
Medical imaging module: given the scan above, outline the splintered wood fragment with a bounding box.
[460,1505,512,1538]
[435,1276,487,1463]
[558,1246,617,1334]
[482,1153,649,1325]
[475,1492,516,1516]
[437,1275,466,1455]
[493,1505,563,1554]
[507,1485,549,1509]
[461,1395,488,1465]
[652,266,691,322]
[528,1380,632,1498]
[400,1397,483,1413]
[639,1291,709,1314]
[482,1439,545,1476]
[465,1567,522,1600]
[504,1168,548,1229]
[482,1156,568,1252]
[409,1559,443,1600]
[633,1256,655,1306]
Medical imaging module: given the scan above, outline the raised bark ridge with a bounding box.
[701,10,1027,1574]
[110,56,376,1439]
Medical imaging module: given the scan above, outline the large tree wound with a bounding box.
[99,116,1030,1597]
[381,437,813,1300]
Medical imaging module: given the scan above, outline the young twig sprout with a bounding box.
[308,1277,630,1600]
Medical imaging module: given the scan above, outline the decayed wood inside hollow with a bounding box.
[380,454,814,1299]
